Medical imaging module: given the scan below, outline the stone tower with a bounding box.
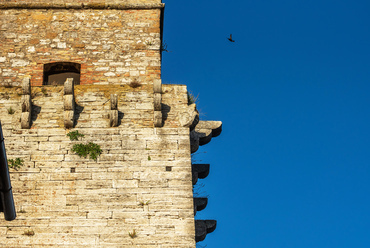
[0,0,222,247]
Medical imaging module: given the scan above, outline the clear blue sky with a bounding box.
[162,0,370,247]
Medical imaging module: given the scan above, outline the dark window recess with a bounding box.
[43,62,81,85]
[166,166,172,171]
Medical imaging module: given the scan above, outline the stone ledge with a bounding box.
[0,3,165,10]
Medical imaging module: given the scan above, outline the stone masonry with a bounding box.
[0,1,222,247]
[0,0,162,86]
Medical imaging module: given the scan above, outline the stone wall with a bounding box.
[0,84,198,247]
[0,1,221,246]
[0,4,162,86]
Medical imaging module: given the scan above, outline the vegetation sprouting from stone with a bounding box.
[67,131,101,160]
[71,142,102,161]
[129,79,142,88]
[41,88,48,96]
[128,229,137,238]
[8,158,23,170]
[7,107,15,115]
[139,200,151,206]
[160,41,169,52]
[67,130,85,141]
[187,91,198,105]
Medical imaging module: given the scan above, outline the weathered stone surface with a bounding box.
[154,92,161,111]
[154,110,162,127]
[63,95,75,111]
[179,104,199,130]
[64,78,74,95]
[64,110,74,129]
[21,95,31,112]
[195,120,222,138]
[22,77,31,95]
[109,110,118,127]
[153,79,162,93]
[190,121,223,152]
[20,112,31,129]
[110,94,118,110]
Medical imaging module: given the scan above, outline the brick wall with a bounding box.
[0,5,162,86]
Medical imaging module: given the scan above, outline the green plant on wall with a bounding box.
[7,107,15,115]
[67,131,102,161]
[139,200,151,206]
[71,142,102,161]
[8,158,24,170]
[128,229,137,238]
[187,91,199,105]
[67,130,85,141]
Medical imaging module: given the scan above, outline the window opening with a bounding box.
[43,62,81,85]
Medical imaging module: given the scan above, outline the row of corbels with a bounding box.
[64,78,120,129]
[153,79,162,127]
[192,163,217,242]
[193,164,210,215]
[190,120,222,243]
[21,78,32,129]
[19,78,119,129]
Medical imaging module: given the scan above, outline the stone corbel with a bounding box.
[63,78,75,129]
[109,94,118,127]
[20,77,32,129]
[192,163,210,185]
[179,103,199,131]
[195,220,217,242]
[193,197,208,216]
[153,79,163,127]
[190,121,222,153]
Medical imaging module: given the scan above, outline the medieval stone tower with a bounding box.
[0,0,222,247]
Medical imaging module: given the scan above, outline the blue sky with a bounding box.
[162,0,370,247]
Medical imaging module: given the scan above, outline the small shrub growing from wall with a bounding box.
[67,131,102,161]
[8,158,24,170]
[71,142,102,161]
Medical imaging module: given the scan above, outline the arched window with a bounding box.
[43,62,81,85]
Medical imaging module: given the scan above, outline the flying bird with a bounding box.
[227,34,235,42]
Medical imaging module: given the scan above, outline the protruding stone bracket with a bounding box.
[109,94,119,127]
[194,197,208,215]
[179,103,199,131]
[192,164,210,185]
[20,77,32,129]
[153,79,163,127]
[195,220,217,242]
[153,79,162,94]
[190,121,222,153]
[63,78,75,129]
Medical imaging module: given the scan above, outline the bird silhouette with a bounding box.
[227,34,235,42]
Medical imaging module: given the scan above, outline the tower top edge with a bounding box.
[0,2,164,10]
